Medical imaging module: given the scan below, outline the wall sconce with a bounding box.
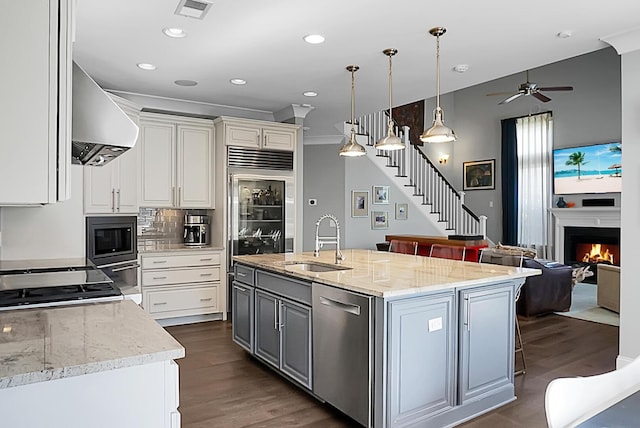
[439,153,450,164]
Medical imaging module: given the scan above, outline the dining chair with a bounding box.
[545,356,640,428]
[388,239,419,255]
[429,244,466,261]
[478,247,526,375]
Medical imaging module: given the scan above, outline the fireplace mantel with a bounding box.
[548,207,621,263]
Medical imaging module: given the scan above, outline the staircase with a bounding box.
[352,111,487,238]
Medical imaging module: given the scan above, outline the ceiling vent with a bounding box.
[175,0,213,19]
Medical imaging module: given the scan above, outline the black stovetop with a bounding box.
[0,265,122,309]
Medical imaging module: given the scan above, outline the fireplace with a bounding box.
[564,226,620,283]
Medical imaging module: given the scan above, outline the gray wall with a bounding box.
[447,47,621,241]
[305,48,621,244]
[302,144,346,251]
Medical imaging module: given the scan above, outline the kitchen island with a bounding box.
[232,249,539,428]
[0,300,184,427]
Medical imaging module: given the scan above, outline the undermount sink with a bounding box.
[283,261,352,273]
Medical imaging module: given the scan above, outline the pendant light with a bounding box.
[420,27,457,144]
[375,49,405,151]
[339,65,366,157]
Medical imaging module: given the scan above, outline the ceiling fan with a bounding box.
[487,70,573,105]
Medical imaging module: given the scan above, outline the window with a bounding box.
[515,113,553,257]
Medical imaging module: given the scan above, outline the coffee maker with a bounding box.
[183,215,209,246]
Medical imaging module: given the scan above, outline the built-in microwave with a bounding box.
[86,216,138,266]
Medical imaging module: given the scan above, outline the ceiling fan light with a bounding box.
[420,109,456,143]
[375,123,404,150]
[339,131,366,157]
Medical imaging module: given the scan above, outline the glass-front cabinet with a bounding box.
[232,179,285,255]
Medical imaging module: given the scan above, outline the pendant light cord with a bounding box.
[388,54,393,126]
[351,68,356,134]
[435,33,441,111]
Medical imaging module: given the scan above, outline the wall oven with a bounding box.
[86,216,140,300]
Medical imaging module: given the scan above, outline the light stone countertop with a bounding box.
[233,249,541,298]
[0,300,184,389]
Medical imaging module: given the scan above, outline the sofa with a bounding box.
[517,258,573,317]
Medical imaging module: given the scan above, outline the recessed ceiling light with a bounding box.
[137,63,156,70]
[174,79,198,86]
[163,27,186,38]
[303,91,318,97]
[303,34,325,44]
[557,30,572,39]
[230,78,247,85]
[453,64,469,73]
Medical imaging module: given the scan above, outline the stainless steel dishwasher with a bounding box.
[312,282,373,427]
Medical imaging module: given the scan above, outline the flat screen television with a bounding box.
[553,142,622,195]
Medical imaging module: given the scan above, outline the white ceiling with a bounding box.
[72,0,640,138]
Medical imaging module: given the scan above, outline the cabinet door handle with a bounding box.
[153,260,168,264]
[172,186,176,206]
[274,298,279,330]
[178,187,182,204]
[111,189,115,212]
[237,272,247,277]
[153,302,168,306]
[464,296,471,332]
[200,298,213,302]
[234,285,247,292]
[116,189,121,212]
[153,276,167,280]
[278,301,284,331]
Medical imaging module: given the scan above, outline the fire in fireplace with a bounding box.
[564,226,620,283]
[577,243,616,265]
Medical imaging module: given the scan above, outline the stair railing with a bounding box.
[355,111,487,238]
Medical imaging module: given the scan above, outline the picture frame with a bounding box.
[395,203,408,220]
[351,190,369,217]
[463,159,496,190]
[372,185,390,204]
[371,211,389,229]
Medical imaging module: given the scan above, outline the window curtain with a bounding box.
[515,113,553,258]
[501,118,518,245]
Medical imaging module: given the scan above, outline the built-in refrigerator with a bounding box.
[227,169,295,311]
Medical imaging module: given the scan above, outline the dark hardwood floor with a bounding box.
[166,314,618,428]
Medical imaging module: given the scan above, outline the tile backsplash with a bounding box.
[137,208,184,245]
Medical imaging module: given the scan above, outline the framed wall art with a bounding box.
[351,190,369,217]
[371,211,389,229]
[463,159,495,190]
[373,185,389,204]
[395,203,408,220]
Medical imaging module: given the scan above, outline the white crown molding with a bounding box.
[600,26,640,55]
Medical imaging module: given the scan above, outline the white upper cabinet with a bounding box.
[139,113,214,209]
[84,96,141,214]
[0,0,72,205]
[215,117,298,152]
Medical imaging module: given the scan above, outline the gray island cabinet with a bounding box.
[232,249,539,427]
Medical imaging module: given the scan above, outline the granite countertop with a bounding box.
[233,249,540,298]
[138,242,223,253]
[0,300,184,389]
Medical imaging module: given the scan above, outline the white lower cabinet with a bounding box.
[141,250,224,321]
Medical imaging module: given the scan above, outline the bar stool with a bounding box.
[388,239,419,255]
[479,247,527,376]
[429,243,466,261]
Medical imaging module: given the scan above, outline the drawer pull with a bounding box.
[200,273,213,277]
[153,302,168,306]
[200,298,213,302]
[237,272,247,277]
[153,276,167,280]
[152,260,168,264]
[200,258,213,262]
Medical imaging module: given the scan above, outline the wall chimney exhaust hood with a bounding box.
[71,62,139,166]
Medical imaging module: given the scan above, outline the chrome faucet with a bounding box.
[314,214,345,264]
